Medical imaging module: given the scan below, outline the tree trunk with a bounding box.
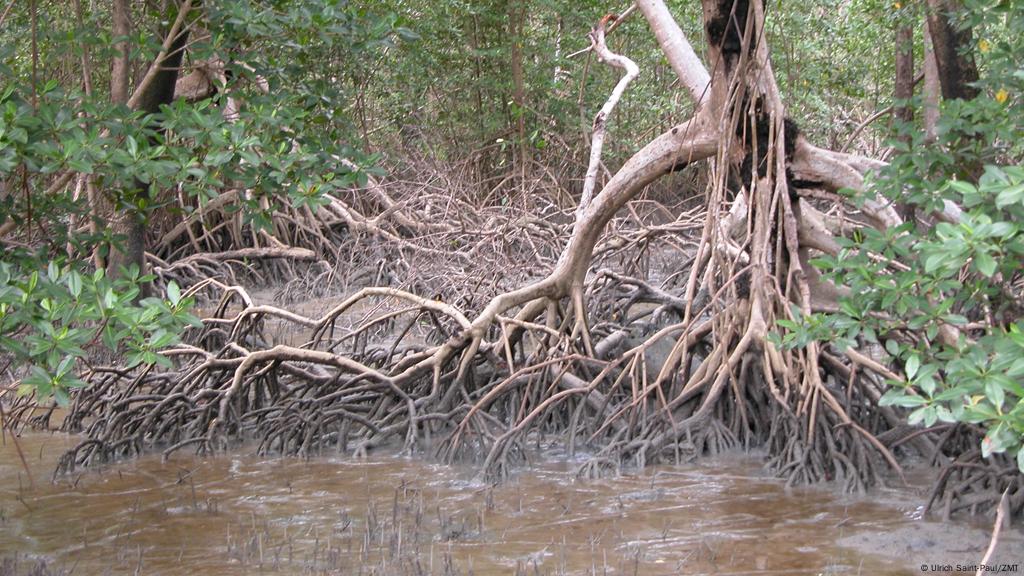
[922,21,941,143]
[98,0,132,271]
[894,24,914,133]
[508,0,529,189]
[110,0,130,105]
[894,21,914,220]
[925,0,979,101]
[605,0,908,481]
[106,2,194,283]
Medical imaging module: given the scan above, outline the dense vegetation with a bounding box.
[1,0,1021,520]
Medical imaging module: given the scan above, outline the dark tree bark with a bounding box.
[925,0,979,101]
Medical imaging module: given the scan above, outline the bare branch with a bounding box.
[578,14,640,217]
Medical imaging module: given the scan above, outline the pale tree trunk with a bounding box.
[923,21,941,143]
[552,16,563,86]
[70,0,97,259]
[469,14,486,188]
[573,0,915,478]
[469,15,486,144]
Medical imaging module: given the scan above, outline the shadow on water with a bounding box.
[0,432,1020,575]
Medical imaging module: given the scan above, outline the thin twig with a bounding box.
[0,0,15,31]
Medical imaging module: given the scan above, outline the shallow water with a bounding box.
[0,432,1014,575]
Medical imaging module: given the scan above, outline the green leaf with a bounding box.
[919,376,937,397]
[102,288,116,309]
[166,281,181,306]
[995,183,1024,208]
[885,339,900,357]
[53,387,70,406]
[923,406,938,427]
[935,405,956,423]
[974,251,997,277]
[150,329,177,348]
[988,222,1016,238]
[908,406,928,426]
[905,354,920,381]
[924,253,947,273]
[23,365,51,389]
[879,389,927,407]
[1007,358,1024,378]
[56,355,76,377]
[67,270,82,298]
[943,314,968,326]
[125,352,143,369]
[947,180,976,196]
[984,378,1005,410]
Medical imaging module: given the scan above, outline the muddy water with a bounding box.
[0,433,1017,575]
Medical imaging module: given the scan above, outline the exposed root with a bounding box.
[29,2,1019,526]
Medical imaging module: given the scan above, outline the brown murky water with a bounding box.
[1,432,1019,575]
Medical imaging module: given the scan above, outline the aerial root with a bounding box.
[47,196,1017,517]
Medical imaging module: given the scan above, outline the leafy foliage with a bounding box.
[776,0,1024,471]
[0,258,200,404]
[0,0,405,402]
